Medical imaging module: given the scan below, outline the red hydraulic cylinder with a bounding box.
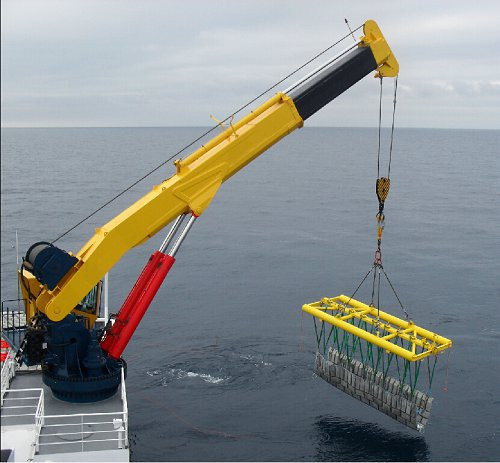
[102,251,164,344]
[100,251,175,359]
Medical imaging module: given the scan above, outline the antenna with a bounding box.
[16,229,21,311]
[16,229,19,268]
[344,18,356,42]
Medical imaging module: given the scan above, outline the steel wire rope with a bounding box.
[387,76,398,178]
[370,73,409,319]
[377,77,383,177]
[332,71,408,366]
[51,25,363,244]
[376,75,398,179]
[370,265,377,306]
[380,266,409,319]
[371,77,383,310]
[342,263,376,310]
[377,265,382,319]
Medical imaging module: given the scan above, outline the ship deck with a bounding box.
[1,360,129,462]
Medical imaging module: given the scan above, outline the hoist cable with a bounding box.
[377,266,381,319]
[376,77,383,178]
[387,75,398,179]
[380,266,409,319]
[369,73,408,320]
[51,25,363,244]
[343,264,376,310]
[370,265,377,306]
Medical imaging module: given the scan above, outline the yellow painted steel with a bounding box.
[25,93,303,322]
[361,20,399,78]
[19,19,400,324]
[302,295,452,362]
[18,271,42,320]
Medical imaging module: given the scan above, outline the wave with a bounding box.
[147,367,230,385]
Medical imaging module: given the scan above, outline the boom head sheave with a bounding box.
[361,19,399,78]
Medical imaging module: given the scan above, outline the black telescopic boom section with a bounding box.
[289,46,377,120]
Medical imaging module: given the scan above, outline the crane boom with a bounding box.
[14,19,399,403]
[20,19,398,325]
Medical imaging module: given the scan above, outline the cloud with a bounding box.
[1,0,500,128]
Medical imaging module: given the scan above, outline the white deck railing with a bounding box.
[0,387,44,460]
[37,409,128,454]
[1,308,26,331]
[1,367,128,456]
[34,388,45,455]
[120,364,129,447]
[1,350,16,404]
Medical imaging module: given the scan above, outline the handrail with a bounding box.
[2,369,129,454]
[120,365,128,448]
[1,300,27,330]
[37,437,124,447]
[2,404,39,409]
[41,429,124,437]
[2,396,41,401]
[1,387,39,392]
[43,420,124,427]
[1,351,17,404]
[33,388,45,456]
[34,410,127,419]
[36,412,128,453]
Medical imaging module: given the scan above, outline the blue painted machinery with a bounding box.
[41,314,124,403]
[24,242,78,291]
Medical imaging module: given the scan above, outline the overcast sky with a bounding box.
[1,0,499,129]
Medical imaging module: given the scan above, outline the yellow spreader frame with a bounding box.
[302,295,452,362]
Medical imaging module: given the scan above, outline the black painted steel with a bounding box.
[24,241,78,290]
[290,46,377,120]
[41,314,123,403]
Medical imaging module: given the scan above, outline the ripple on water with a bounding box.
[147,367,230,385]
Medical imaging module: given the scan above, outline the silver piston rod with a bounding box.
[159,213,197,257]
[159,213,187,253]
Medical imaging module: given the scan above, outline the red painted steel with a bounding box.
[100,251,175,359]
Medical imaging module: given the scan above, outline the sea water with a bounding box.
[1,127,499,461]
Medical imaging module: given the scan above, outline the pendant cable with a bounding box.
[51,26,362,244]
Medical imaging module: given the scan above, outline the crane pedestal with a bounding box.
[41,314,124,403]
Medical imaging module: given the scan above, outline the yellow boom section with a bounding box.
[20,19,399,323]
[34,93,303,321]
[302,295,452,362]
[361,19,398,77]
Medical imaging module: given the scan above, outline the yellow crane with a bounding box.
[14,20,403,405]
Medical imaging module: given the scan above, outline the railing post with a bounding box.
[40,389,45,427]
[35,389,43,454]
[119,422,124,450]
[104,272,109,322]
[121,365,128,448]
[124,414,128,449]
